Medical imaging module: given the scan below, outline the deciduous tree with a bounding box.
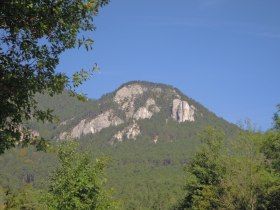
[178,127,226,210]
[47,141,118,210]
[0,0,109,154]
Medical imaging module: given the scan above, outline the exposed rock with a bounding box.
[114,84,147,118]
[150,105,160,113]
[111,122,141,143]
[113,131,123,142]
[153,135,159,144]
[59,110,123,139]
[172,99,195,122]
[59,132,68,140]
[146,98,156,107]
[133,98,160,120]
[126,122,141,139]
[134,107,153,120]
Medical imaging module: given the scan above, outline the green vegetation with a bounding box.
[47,141,117,210]
[1,141,117,210]
[1,119,279,209]
[28,81,239,142]
[0,0,109,154]
[177,127,226,209]
[272,104,280,131]
[1,83,279,209]
[178,121,280,209]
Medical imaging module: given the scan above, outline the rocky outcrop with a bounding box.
[58,91,161,140]
[153,135,159,144]
[133,98,160,120]
[114,84,148,118]
[172,99,195,122]
[133,107,153,120]
[111,122,141,143]
[59,110,123,139]
[57,84,197,141]
[114,84,160,120]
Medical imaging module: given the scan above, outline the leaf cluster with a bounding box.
[0,0,109,153]
[178,127,280,210]
[47,140,117,210]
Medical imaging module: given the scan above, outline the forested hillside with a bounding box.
[0,81,241,209]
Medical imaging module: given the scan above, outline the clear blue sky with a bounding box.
[58,0,280,131]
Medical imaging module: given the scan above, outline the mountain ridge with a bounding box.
[3,80,241,209]
[30,80,238,144]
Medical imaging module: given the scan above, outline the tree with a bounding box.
[47,141,118,210]
[273,104,280,131]
[0,0,109,154]
[178,127,280,210]
[220,131,274,210]
[3,184,46,210]
[262,132,280,173]
[177,127,226,210]
[260,109,280,209]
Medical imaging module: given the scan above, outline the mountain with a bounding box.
[1,81,239,209]
[30,80,238,143]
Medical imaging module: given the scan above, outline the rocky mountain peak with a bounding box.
[43,81,201,142]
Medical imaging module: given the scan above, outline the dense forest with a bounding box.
[0,105,279,209]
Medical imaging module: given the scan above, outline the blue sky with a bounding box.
[58,0,280,131]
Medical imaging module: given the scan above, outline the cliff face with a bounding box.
[172,99,195,123]
[111,121,141,144]
[113,84,148,119]
[59,110,123,140]
[56,82,198,141]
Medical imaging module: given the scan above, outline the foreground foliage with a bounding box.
[178,125,280,210]
[1,141,117,210]
[0,0,109,154]
[0,106,279,209]
[47,141,118,210]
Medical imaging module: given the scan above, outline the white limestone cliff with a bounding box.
[113,84,147,118]
[172,99,195,122]
[133,98,160,120]
[59,110,123,140]
[111,122,141,143]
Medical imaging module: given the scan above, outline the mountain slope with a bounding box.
[31,81,238,143]
[1,81,240,209]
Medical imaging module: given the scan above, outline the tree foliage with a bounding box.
[273,104,280,131]
[47,141,118,210]
[178,127,226,209]
[0,0,109,154]
[3,184,46,210]
[178,127,280,210]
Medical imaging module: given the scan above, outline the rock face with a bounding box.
[172,99,195,122]
[111,122,141,143]
[59,110,123,139]
[133,98,160,120]
[57,82,198,141]
[133,107,153,120]
[113,84,160,120]
[114,84,148,118]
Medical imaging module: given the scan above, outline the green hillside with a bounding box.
[0,81,240,209]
